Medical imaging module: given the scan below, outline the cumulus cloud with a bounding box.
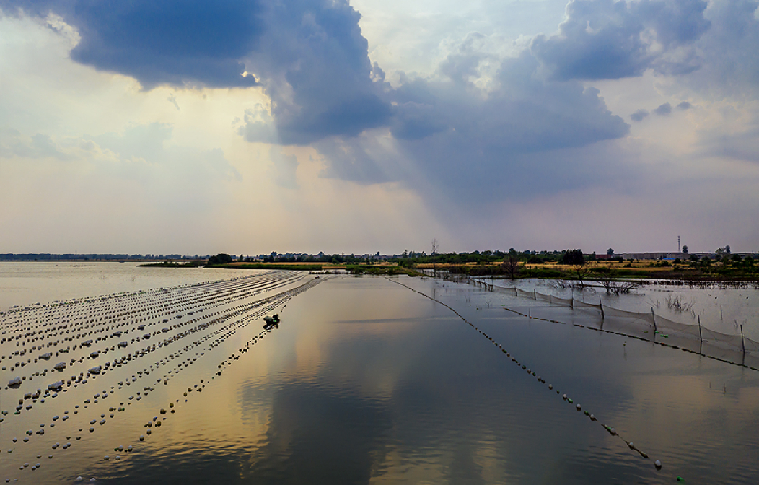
[0,129,74,161]
[683,0,759,96]
[630,109,650,122]
[677,101,692,110]
[654,102,672,115]
[239,103,278,145]
[530,0,710,80]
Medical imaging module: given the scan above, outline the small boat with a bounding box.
[263,314,280,330]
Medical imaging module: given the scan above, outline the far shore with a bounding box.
[138,259,758,283]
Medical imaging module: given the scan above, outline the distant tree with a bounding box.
[682,245,689,254]
[431,238,439,275]
[502,256,519,280]
[239,254,244,262]
[726,245,731,254]
[561,249,585,266]
[607,248,614,256]
[208,253,233,265]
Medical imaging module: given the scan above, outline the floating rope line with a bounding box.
[386,277,667,473]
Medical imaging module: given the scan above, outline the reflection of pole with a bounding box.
[698,315,702,342]
[651,307,657,332]
[698,315,703,354]
[600,300,604,320]
[570,296,574,309]
[741,324,746,365]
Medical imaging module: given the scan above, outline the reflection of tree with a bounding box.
[596,270,638,295]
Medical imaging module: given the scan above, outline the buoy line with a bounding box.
[2,276,323,482]
[386,277,669,474]
[2,275,307,418]
[0,273,324,482]
[0,272,304,371]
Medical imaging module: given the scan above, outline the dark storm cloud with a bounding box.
[315,135,398,184]
[531,0,710,80]
[320,51,632,198]
[4,0,391,143]
[8,0,750,205]
[241,0,393,144]
[1,0,263,88]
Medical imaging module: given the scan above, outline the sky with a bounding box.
[1,0,758,256]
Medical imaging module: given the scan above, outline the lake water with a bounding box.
[0,262,268,313]
[1,264,758,483]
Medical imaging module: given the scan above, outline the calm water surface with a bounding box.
[1,268,758,484]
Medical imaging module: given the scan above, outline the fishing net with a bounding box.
[476,278,759,370]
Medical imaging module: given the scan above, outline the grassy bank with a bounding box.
[431,260,759,283]
[346,264,424,277]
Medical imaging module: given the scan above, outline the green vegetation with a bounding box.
[208,253,233,265]
[147,250,759,282]
[346,265,423,277]
[445,264,566,278]
[560,249,585,266]
[684,254,758,280]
